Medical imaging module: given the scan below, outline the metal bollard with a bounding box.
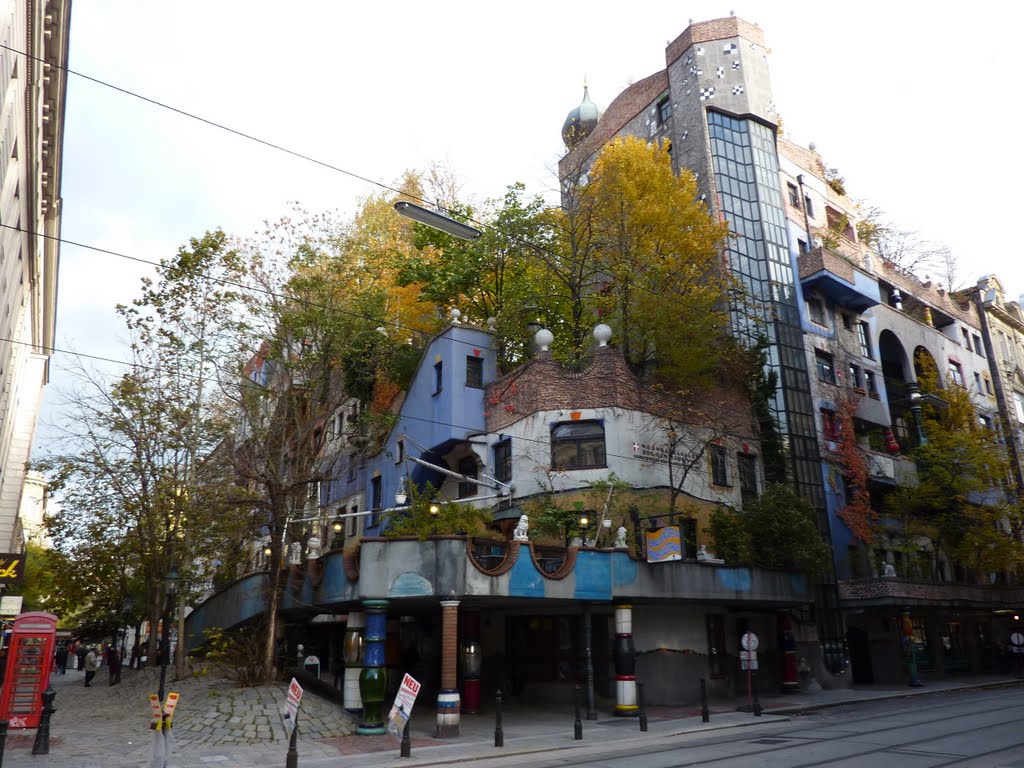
[752,671,762,717]
[637,681,648,732]
[31,686,56,755]
[573,684,583,740]
[494,689,504,748]
[700,678,710,723]
[400,717,411,758]
[285,711,299,768]
[0,718,8,766]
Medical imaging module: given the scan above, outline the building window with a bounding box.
[347,457,357,482]
[493,439,512,483]
[1014,392,1024,423]
[346,505,358,538]
[737,453,758,505]
[706,614,727,678]
[984,376,994,395]
[710,444,730,486]
[815,351,837,385]
[949,361,964,387]
[974,372,982,392]
[962,328,972,352]
[368,477,382,527]
[456,456,478,498]
[434,360,443,394]
[551,421,606,470]
[466,356,483,388]
[657,96,672,124]
[787,183,800,208]
[858,322,872,358]
[979,414,994,430]
[804,195,814,218]
[841,313,852,331]
[849,364,863,390]
[821,408,840,441]
[396,438,405,463]
[797,238,809,253]
[865,370,878,397]
[973,334,983,354]
[808,296,827,326]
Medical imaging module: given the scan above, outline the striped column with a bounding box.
[436,599,461,737]
[613,603,638,716]
[342,611,364,713]
[357,600,389,735]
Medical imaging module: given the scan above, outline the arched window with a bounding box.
[551,421,606,470]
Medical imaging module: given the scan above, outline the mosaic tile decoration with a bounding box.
[723,43,738,54]
[732,85,744,96]
[699,86,716,101]
[696,46,705,56]
[717,66,725,79]
[732,60,741,70]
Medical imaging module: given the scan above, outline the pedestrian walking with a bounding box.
[77,643,87,672]
[129,641,140,670]
[55,644,69,674]
[108,642,122,686]
[84,647,98,687]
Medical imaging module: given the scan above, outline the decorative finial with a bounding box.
[450,308,462,324]
[487,317,497,330]
[593,324,613,347]
[534,328,554,352]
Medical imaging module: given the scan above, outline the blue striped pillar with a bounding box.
[357,600,389,735]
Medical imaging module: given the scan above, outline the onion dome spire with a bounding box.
[561,83,601,148]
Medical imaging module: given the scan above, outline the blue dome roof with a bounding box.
[562,85,601,148]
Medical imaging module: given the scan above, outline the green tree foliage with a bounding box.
[383,484,490,541]
[887,364,1024,573]
[707,484,831,573]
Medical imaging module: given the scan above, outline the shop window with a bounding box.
[551,421,606,470]
[706,614,727,678]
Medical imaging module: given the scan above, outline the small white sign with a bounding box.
[0,595,22,616]
[741,632,759,652]
[282,677,303,732]
[387,673,421,739]
[1010,632,1024,647]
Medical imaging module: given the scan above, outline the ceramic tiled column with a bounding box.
[357,600,388,734]
[342,611,364,713]
[613,603,637,716]
[436,599,461,737]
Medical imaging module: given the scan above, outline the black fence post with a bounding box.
[285,710,299,768]
[573,684,583,740]
[0,718,8,766]
[700,678,710,723]
[31,686,56,756]
[494,689,504,748]
[637,681,648,732]
[400,717,411,758]
[752,671,762,717]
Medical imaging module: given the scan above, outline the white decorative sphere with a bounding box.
[593,324,613,347]
[450,308,462,323]
[534,328,554,351]
[487,317,497,329]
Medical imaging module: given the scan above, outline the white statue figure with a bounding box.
[288,541,303,566]
[697,544,724,564]
[513,515,530,542]
[614,526,628,549]
[882,561,896,577]
[306,535,322,560]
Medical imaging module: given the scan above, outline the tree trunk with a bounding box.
[262,553,283,682]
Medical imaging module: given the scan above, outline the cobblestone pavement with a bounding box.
[1,664,357,767]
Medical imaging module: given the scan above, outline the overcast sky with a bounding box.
[37,0,1024,450]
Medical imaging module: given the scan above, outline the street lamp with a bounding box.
[393,201,481,240]
[429,503,440,536]
[331,512,345,550]
[157,565,180,723]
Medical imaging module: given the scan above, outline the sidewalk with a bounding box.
[2,667,1020,767]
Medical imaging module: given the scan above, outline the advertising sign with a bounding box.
[0,595,23,616]
[644,526,682,563]
[387,673,421,739]
[0,554,25,583]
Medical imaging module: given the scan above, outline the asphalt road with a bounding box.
[467,688,1024,768]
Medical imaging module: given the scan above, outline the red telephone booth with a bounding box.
[0,611,58,728]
